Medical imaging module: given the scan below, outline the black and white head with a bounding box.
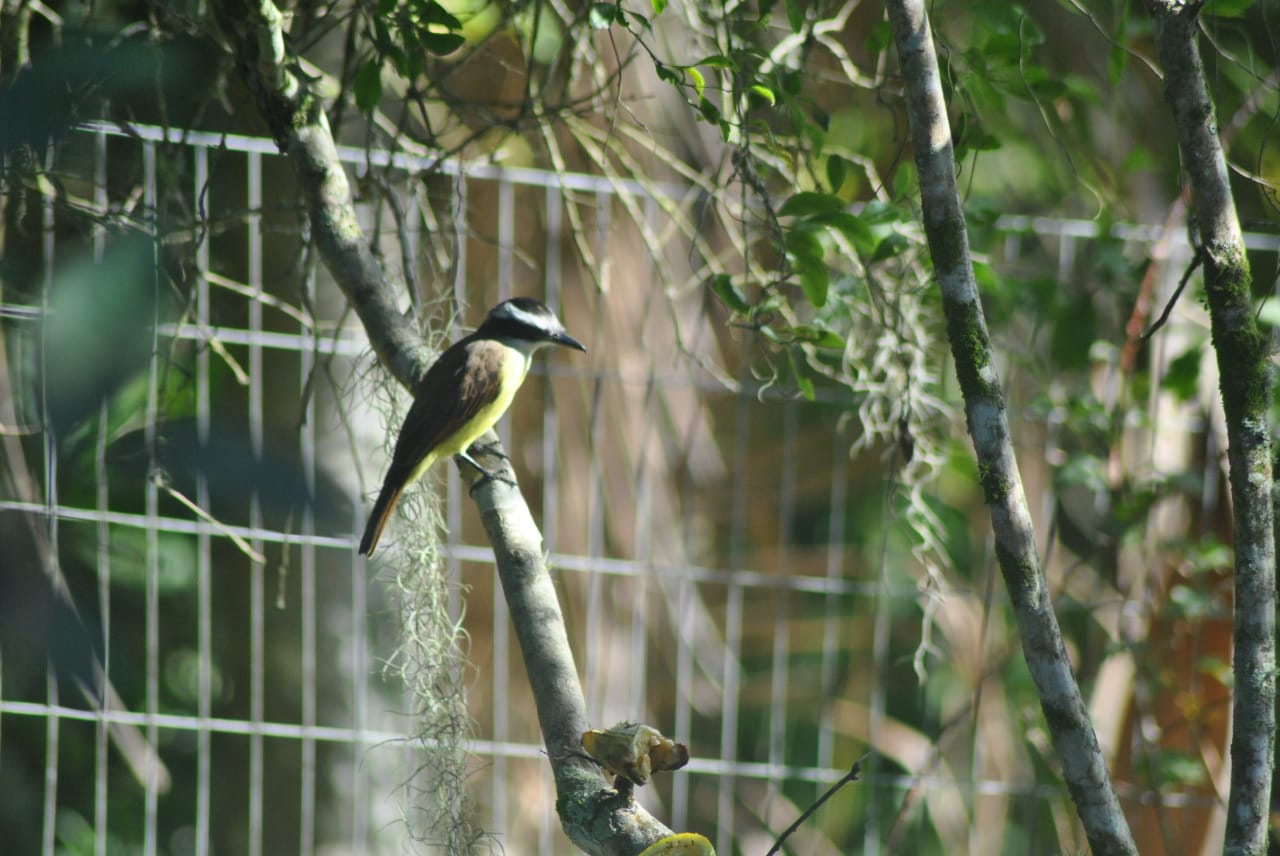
[480,297,586,354]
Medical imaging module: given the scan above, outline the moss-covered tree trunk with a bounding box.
[1148,3,1276,854]
[885,0,1139,852]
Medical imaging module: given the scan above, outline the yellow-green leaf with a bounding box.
[688,67,705,98]
[748,84,775,106]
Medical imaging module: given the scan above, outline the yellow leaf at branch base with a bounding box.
[637,832,715,856]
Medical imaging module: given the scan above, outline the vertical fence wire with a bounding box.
[194,141,214,856]
[768,401,798,802]
[142,139,161,856]
[300,260,319,856]
[349,503,370,851]
[92,126,112,856]
[541,186,563,557]
[818,426,850,775]
[39,137,59,856]
[491,176,514,841]
[246,148,266,856]
[41,672,58,856]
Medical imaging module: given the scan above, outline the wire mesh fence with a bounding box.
[2,122,1278,856]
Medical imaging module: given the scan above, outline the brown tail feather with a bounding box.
[359,482,404,556]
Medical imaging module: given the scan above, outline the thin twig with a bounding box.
[1142,248,1203,342]
[765,756,867,856]
[155,474,268,564]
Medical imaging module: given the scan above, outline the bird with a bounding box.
[358,297,585,556]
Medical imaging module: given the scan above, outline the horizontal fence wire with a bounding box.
[1,121,1273,855]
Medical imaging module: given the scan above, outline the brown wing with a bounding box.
[359,337,503,555]
[389,337,505,472]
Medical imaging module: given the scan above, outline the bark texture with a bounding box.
[1149,4,1276,854]
[886,1,1139,853]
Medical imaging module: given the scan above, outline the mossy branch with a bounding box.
[885,1,1138,853]
[1149,3,1276,854]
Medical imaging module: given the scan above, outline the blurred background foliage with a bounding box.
[1,0,1279,853]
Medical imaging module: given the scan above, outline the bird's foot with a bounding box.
[455,451,518,494]
[467,440,511,462]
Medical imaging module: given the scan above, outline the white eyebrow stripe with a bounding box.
[496,302,553,331]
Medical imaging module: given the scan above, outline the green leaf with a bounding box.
[891,161,916,196]
[377,0,396,15]
[814,211,871,248]
[784,226,828,308]
[795,368,815,400]
[787,324,844,349]
[748,84,775,106]
[1169,584,1220,620]
[416,0,462,28]
[403,49,426,78]
[778,191,846,218]
[354,59,382,112]
[709,274,750,314]
[697,96,722,125]
[1055,455,1107,493]
[1151,750,1207,787]
[692,54,736,69]
[386,45,409,77]
[371,16,394,52]
[1162,346,1201,402]
[420,30,465,54]
[1108,45,1127,87]
[784,0,804,33]
[1203,0,1254,16]
[865,19,891,54]
[784,346,815,399]
[1183,536,1231,575]
[688,66,705,98]
[870,232,909,262]
[622,8,653,31]
[589,3,618,28]
[857,200,901,225]
[650,0,667,14]
[1120,146,1154,174]
[825,155,846,192]
[784,225,823,261]
[797,259,829,308]
[1196,656,1232,686]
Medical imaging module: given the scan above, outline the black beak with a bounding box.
[553,330,586,352]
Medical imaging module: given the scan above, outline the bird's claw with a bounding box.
[467,440,511,462]
[455,451,517,494]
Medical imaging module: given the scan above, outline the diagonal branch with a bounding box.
[1148,4,1276,855]
[884,1,1139,853]
[209,0,672,851]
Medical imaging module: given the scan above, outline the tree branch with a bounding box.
[210,1,672,851]
[1148,4,1276,854]
[884,2,1139,853]
[212,0,430,389]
